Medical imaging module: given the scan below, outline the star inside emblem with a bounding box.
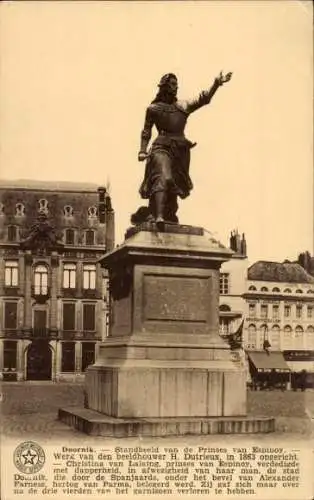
[21,448,38,465]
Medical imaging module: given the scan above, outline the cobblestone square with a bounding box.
[1,382,314,445]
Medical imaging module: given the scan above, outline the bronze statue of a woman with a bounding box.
[132,71,232,229]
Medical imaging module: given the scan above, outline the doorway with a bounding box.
[26,340,52,380]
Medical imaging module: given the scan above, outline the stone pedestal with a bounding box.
[59,224,274,435]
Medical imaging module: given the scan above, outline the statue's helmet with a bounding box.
[158,73,177,87]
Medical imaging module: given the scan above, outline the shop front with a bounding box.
[247,350,290,390]
[283,350,314,390]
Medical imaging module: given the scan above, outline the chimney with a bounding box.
[235,229,241,253]
[241,233,247,256]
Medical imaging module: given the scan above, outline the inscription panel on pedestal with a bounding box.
[143,274,209,323]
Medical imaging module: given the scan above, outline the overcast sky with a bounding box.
[0,1,312,264]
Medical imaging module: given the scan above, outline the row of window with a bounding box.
[248,303,313,319]
[5,226,99,246]
[246,324,314,350]
[248,285,314,294]
[1,340,95,373]
[247,323,314,334]
[3,301,97,331]
[220,274,314,296]
[0,201,99,218]
[4,261,97,292]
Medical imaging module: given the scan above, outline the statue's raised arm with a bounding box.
[132,71,233,230]
[183,71,233,114]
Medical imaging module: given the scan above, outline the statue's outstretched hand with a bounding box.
[216,71,232,86]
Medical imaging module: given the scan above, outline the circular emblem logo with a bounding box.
[13,441,45,474]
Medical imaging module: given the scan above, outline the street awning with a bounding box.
[248,351,290,373]
[286,361,314,373]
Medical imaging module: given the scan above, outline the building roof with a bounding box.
[248,260,314,284]
[0,179,100,193]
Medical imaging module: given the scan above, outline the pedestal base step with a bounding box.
[59,407,275,437]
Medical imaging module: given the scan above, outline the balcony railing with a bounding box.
[31,286,50,302]
[31,327,49,339]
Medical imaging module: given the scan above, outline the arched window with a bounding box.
[296,289,303,294]
[284,288,292,293]
[85,229,95,246]
[7,225,17,242]
[65,228,75,245]
[261,286,268,292]
[283,325,292,349]
[307,290,314,294]
[248,285,256,291]
[38,199,49,214]
[270,325,280,350]
[259,324,268,349]
[295,325,304,349]
[260,323,268,333]
[15,203,25,216]
[34,265,48,295]
[219,304,231,312]
[272,287,280,293]
[307,326,314,349]
[63,205,73,217]
[88,206,97,218]
[247,324,256,349]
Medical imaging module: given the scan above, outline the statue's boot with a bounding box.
[154,191,165,231]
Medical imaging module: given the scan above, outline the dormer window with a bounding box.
[7,225,17,242]
[38,199,49,215]
[85,229,95,246]
[15,203,25,216]
[65,228,75,245]
[88,206,97,218]
[63,205,73,217]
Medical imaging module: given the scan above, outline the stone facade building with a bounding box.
[243,260,314,384]
[219,230,247,337]
[0,180,114,381]
[219,236,314,386]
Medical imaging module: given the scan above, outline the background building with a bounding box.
[0,180,114,381]
[219,230,247,337]
[243,260,314,387]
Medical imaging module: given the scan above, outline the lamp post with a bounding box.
[263,324,271,353]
